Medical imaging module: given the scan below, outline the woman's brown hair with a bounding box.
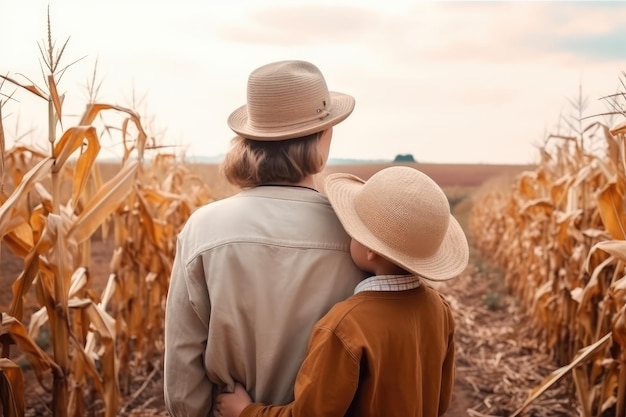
[220,131,326,188]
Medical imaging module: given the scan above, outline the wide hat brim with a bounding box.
[228,92,355,141]
[325,173,469,281]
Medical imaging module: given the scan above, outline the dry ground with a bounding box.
[1,162,578,417]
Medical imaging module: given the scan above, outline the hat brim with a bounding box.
[324,174,469,281]
[227,92,355,141]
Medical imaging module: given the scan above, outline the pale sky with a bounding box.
[2,0,626,164]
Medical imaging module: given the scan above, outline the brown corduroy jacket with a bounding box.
[241,283,456,417]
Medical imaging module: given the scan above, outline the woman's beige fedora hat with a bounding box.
[227,60,355,141]
[324,166,469,281]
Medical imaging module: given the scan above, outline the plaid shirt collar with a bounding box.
[354,274,421,294]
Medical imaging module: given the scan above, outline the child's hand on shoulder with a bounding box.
[214,383,252,417]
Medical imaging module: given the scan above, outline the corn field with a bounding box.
[470,84,626,416]
[0,22,212,417]
[3,14,626,417]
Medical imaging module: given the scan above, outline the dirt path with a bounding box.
[435,262,578,416]
[1,238,576,416]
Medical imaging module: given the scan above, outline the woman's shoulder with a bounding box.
[187,191,247,218]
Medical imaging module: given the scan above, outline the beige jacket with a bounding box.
[164,186,366,417]
[241,282,456,417]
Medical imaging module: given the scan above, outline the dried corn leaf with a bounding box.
[2,222,34,258]
[8,211,57,319]
[0,157,54,239]
[573,366,592,417]
[69,298,119,417]
[510,332,612,416]
[64,319,106,399]
[610,119,626,136]
[597,181,626,240]
[34,182,54,213]
[587,240,626,266]
[0,74,47,99]
[613,305,626,417]
[52,125,101,207]
[517,172,539,199]
[555,210,583,252]
[598,366,619,414]
[611,276,626,309]
[79,103,147,160]
[68,267,89,299]
[47,74,63,121]
[67,160,138,244]
[594,157,619,184]
[572,164,595,188]
[0,358,25,417]
[613,304,626,348]
[550,176,572,207]
[519,198,553,216]
[0,104,5,191]
[578,256,614,336]
[9,252,40,321]
[46,212,72,307]
[0,313,59,385]
[27,307,48,342]
[99,273,118,310]
[79,103,132,126]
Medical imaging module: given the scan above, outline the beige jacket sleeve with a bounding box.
[164,237,213,417]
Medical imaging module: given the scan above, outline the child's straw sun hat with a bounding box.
[324,166,469,281]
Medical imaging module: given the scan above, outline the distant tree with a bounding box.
[393,154,416,162]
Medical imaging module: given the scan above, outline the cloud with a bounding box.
[368,2,626,66]
[551,28,626,61]
[216,6,381,46]
[522,2,626,62]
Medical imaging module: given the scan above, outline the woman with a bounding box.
[163,60,366,417]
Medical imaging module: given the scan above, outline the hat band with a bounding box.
[250,109,331,129]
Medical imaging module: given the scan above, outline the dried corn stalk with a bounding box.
[1,35,211,415]
[470,117,626,416]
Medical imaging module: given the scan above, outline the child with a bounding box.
[213,165,469,417]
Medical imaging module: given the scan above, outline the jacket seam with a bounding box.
[315,326,360,363]
[185,238,350,265]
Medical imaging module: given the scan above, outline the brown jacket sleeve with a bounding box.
[240,326,359,417]
[438,297,456,416]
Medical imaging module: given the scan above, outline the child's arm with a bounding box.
[438,305,457,416]
[214,383,251,417]
[215,326,359,417]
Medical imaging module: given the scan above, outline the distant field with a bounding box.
[96,161,534,201]
[319,162,535,187]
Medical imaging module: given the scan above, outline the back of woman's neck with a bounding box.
[265,177,317,190]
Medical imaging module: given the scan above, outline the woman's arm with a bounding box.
[164,238,214,417]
